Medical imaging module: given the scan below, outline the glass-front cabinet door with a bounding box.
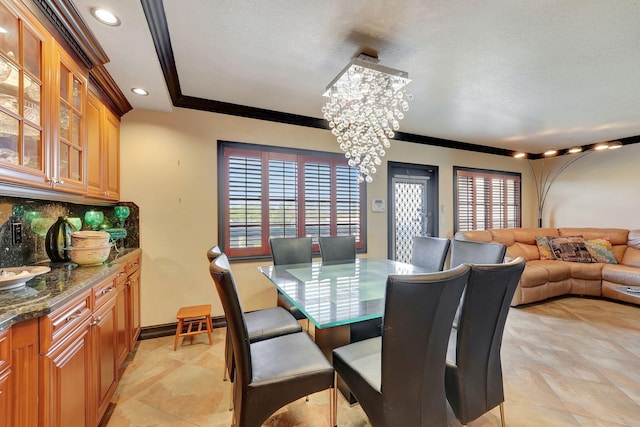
[0,1,48,185]
[53,45,87,193]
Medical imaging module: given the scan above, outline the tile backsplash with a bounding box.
[0,195,139,268]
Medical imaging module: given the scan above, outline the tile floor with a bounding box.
[105,297,640,426]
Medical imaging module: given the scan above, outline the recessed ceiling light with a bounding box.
[131,88,149,96]
[608,141,622,150]
[513,152,526,159]
[567,146,582,154]
[544,149,557,156]
[594,143,609,151]
[91,8,121,26]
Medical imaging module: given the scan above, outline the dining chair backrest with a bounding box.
[209,254,252,386]
[206,245,222,262]
[449,239,507,268]
[210,252,336,427]
[318,235,356,263]
[411,236,451,272]
[269,237,312,265]
[380,264,471,425]
[445,257,526,425]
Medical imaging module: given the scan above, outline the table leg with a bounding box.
[314,318,382,405]
[313,324,358,404]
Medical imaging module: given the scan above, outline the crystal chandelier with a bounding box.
[322,54,412,183]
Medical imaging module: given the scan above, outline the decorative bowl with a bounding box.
[71,231,110,248]
[0,266,51,291]
[68,244,112,266]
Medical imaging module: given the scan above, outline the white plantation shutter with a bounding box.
[455,168,521,232]
[222,144,365,257]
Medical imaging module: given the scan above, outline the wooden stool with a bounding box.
[174,304,213,350]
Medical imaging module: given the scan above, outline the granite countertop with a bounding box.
[0,248,141,331]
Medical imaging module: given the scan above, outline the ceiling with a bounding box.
[72,0,640,155]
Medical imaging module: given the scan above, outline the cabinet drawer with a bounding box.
[40,289,92,352]
[114,265,127,285]
[125,256,140,275]
[0,329,9,373]
[93,276,117,309]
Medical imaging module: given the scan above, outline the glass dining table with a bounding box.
[259,257,432,402]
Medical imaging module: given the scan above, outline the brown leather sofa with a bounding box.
[455,227,640,306]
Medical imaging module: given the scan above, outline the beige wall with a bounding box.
[119,107,548,326]
[542,143,640,229]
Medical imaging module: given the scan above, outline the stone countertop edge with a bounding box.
[0,248,142,332]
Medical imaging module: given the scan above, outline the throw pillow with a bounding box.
[547,236,594,263]
[585,238,617,264]
[535,236,554,260]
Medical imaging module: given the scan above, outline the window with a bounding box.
[454,167,521,232]
[219,142,366,258]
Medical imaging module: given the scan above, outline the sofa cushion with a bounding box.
[568,261,604,280]
[507,242,540,261]
[622,247,640,268]
[538,260,572,281]
[547,236,593,263]
[584,238,617,264]
[520,260,571,288]
[602,264,640,287]
[518,263,550,288]
[558,228,629,244]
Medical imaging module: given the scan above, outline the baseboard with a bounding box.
[139,315,227,340]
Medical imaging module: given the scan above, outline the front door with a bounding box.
[388,163,438,262]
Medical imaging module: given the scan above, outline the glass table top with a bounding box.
[259,258,431,329]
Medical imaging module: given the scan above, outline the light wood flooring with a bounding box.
[105,297,640,426]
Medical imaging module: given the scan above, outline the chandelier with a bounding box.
[322,54,412,183]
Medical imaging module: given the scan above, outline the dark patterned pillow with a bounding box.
[547,236,594,263]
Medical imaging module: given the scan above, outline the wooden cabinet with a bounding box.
[125,257,141,349]
[9,319,39,427]
[0,0,123,200]
[38,274,121,427]
[39,289,93,427]
[87,91,120,200]
[114,265,129,368]
[49,44,87,194]
[91,277,118,424]
[5,252,141,427]
[0,329,10,427]
[0,0,50,187]
[0,369,10,427]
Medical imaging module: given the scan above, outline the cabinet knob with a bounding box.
[90,316,102,327]
[101,287,114,294]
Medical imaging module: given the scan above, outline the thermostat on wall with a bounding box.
[371,199,386,212]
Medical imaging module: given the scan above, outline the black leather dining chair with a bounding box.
[332,264,471,426]
[318,235,356,263]
[412,236,451,272]
[207,246,301,383]
[209,252,336,427]
[449,238,507,268]
[269,237,313,325]
[448,239,508,329]
[445,257,525,427]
